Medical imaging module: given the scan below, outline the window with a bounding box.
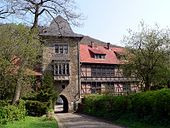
[91,67,114,77]
[91,68,100,77]
[55,44,68,54]
[123,83,131,92]
[91,83,101,94]
[54,63,69,76]
[94,54,105,59]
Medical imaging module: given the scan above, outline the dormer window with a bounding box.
[94,54,105,59]
[89,48,106,59]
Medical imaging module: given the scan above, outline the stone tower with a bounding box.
[40,16,83,112]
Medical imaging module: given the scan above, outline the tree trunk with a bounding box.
[144,84,149,91]
[144,80,151,91]
[12,78,22,104]
[31,5,39,29]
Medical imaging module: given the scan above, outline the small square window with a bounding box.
[55,44,68,54]
[94,54,105,59]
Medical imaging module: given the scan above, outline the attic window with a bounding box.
[94,54,105,59]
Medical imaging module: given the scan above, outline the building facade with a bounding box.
[80,42,139,95]
[40,16,82,112]
[40,16,139,112]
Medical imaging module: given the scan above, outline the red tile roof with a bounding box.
[89,47,106,54]
[80,44,125,64]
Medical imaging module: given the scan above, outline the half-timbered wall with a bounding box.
[80,64,139,95]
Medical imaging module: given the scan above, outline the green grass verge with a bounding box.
[1,116,58,128]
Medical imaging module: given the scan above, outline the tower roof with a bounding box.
[40,15,82,38]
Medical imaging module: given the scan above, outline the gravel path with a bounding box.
[54,112,124,128]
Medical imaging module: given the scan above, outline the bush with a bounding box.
[0,100,8,107]
[82,89,170,125]
[0,100,26,124]
[130,91,155,118]
[25,100,49,117]
[152,89,170,119]
[22,72,58,116]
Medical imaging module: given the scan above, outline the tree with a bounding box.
[123,23,170,91]
[0,8,9,19]
[37,72,58,109]
[4,0,82,29]
[0,24,42,103]
[0,0,15,19]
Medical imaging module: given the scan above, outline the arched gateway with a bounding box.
[41,15,83,112]
[57,95,68,113]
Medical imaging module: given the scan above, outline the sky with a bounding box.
[1,0,170,46]
[72,0,170,46]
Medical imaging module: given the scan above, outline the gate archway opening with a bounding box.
[55,95,68,113]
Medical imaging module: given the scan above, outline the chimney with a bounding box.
[106,43,110,49]
[91,41,95,48]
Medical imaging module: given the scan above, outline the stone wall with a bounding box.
[42,36,80,112]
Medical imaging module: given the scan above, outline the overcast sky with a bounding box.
[72,0,170,46]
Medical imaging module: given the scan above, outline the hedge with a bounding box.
[82,89,170,125]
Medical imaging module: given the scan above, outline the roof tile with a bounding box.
[80,44,125,64]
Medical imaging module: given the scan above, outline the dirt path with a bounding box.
[54,112,124,128]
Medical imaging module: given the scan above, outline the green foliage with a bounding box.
[82,89,170,126]
[40,72,58,108]
[0,24,42,101]
[123,22,170,90]
[130,91,155,117]
[25,100,49,117]
[151,89,170,118]
[23,72,58,116]
[0,100,26,124]
[83,94,130,119]
[0,100,8,107]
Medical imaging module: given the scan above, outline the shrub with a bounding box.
[130,91,155,118]
[152,89,170,119]
[82,89,170,125]
[84,94,131,119]
[0,100,26,124]
[0,100,8,107]
[22,72,58,117]
[25,100,49,116]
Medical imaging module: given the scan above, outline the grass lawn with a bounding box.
[1,116,58,128]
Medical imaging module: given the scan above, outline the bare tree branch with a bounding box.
[3,0,82,28]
